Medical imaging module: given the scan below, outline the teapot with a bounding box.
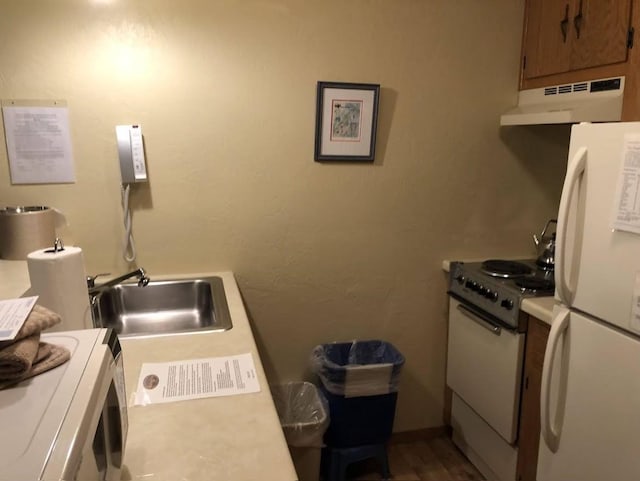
[533,219,557,270]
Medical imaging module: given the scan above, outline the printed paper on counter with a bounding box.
[612,134,640,234]
[134,353,261,406]
[0,296,38,341]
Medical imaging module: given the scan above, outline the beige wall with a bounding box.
[0,0,569,431]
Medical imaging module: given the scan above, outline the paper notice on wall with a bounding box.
[1,103,76,184]
[133,353,261,406]
[612,135,640,234]
[630,272,640,334]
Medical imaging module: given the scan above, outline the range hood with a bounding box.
[500,76,624,126]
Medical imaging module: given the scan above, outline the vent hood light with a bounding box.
[500,76,624,126]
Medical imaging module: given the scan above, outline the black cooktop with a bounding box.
[448,258,555,329]
[481,259,536,278]
[479,259,555,294]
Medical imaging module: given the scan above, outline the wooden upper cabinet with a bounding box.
[571,0,633,70]
[522,0,633,81]
[523,0,572,78]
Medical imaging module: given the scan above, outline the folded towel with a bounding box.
[0,304,68,389]
[0,341,70,390]
[0,333,40,380]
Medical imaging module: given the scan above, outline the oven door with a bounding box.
[447,297,525,443]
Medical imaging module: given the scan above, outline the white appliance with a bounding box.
[447,259,554,481]
[538,122,640,480]
[447,297,523,481]
[500,76,624,126]
[0,328,128,481]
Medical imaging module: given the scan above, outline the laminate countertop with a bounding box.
[521,296,555,326]
[118,271,296,481]
[0,261,297,481]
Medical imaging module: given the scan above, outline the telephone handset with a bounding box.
[116,124,147,183]
[115,124,148,262]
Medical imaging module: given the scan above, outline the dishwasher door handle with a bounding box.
[456,304,502,336]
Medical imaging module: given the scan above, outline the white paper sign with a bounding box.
[134,353,260,406]
[612,134,640,234]
[2,105,76,184]
[0,296,38,341]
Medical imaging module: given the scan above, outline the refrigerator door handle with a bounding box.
[555,145,587,306]
[540,306,570,453]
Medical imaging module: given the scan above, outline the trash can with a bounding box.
[271,382,329,481]
[310,340,405,448]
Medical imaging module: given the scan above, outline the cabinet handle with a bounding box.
[560,4,569,43]
[574,0,583,39]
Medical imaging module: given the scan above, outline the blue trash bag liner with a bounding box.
[309,340,404,397]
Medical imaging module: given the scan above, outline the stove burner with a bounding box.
[515,277,555,293]
[481,259,533,278]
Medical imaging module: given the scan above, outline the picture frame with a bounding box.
[314,81,380,162]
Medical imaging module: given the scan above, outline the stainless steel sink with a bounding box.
[90,276,232,337]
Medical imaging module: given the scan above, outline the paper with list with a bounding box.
[0,296,38,341]
[134,353,260,406]
[612,134,640,234]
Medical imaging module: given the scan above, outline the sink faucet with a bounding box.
[87,267,150,296]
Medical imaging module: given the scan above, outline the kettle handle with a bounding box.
[540,219,557,238]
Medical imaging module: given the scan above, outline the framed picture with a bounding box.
[314,81,380,162]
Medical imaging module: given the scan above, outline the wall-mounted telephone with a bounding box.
[116,124,147,183]
[115,124,148,263]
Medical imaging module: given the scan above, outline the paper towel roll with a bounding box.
[27,246,91,332]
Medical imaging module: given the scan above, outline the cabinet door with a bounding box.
[522,0,632,81]
[515,317,549,481]
[523,0,572,79]
[570,0,632,71]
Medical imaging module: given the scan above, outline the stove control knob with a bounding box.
[501,299,514,310]
[487,290,498,302]
[455,275,465,285]
[478,286,487,296]
[465,280,477,290]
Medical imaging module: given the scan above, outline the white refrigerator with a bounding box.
[537,122,640,481]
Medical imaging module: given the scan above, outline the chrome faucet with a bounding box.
[87,267,150,296]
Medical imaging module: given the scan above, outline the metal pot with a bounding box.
[0,206,56,260]
[533,219,557,271]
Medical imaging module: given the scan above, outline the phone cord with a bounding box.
[121,184,136,262]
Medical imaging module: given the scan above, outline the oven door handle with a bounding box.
[456,304,502,336]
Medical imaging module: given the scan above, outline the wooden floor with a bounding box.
[344,434,485,481]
